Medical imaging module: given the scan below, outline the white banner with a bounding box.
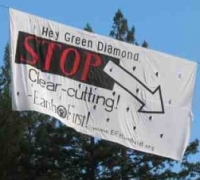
[9,8,197,160]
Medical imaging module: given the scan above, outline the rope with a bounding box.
[0,4,9,9]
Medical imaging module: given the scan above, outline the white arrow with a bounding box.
[104,61,164,114]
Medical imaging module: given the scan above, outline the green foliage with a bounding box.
[0,45,26,179]
[110,9,135,44]
[84,23,93,32]
[0,9,199,180]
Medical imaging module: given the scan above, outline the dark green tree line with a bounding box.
[0,9,199,180]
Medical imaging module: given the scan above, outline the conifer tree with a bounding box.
[0,9,199,180]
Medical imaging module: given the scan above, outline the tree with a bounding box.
[0,9,199,180]
[0,44,29,179]
[105,9,200,180]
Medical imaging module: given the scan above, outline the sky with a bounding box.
[0,0,200,162]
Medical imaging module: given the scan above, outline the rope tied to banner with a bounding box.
[0,4,9,9]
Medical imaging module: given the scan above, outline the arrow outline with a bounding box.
[105,62,165,114]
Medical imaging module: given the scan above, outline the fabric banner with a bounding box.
[9,8,197,160]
